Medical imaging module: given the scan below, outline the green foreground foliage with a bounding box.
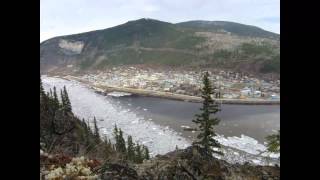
[266,130,280,153]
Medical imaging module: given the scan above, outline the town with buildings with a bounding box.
[77,66,280,100]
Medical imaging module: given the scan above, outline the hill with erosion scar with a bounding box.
[40,18,279,77]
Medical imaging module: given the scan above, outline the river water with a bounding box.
[112,95,280,144]
[42,76,280,165]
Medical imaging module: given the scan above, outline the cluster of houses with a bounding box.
[79,67,280,100]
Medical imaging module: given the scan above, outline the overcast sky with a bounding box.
[40,0,280,42]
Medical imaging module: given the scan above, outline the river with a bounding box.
[112,95,280,143]
[42,76,280,165]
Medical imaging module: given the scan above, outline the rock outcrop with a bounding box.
[98,146,280,180]
[134,147,279,180]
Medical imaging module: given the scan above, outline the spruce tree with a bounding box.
[81,118,89,143]
[60,89,66,108]
[52,87,60,111]
[113,125,126,154]
[63,86,72,113]
[40,77,49,112]
[266,130,280,153]
[93,117,100,143]
[87,120,92,133]
[127,135,135,161]
[103,138,113,158]
[40,75,45,97]
[143,145,150,160]
[135,143,143,163]
[49,89,53,98]
[118,129,127,154]
[192,71,222,156]
[108,139,112,147]
[81,118,87,131]
[113,124,119,149]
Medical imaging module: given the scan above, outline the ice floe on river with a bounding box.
[107,91,132,97]
[42,76,279,165]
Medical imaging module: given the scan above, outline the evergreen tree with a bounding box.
[81,118,87,131]
[40,77,49,112]
[63,86,72,113]
[87,120,92,133]
[192,72,222,156]
[135,143,143,163]
[80,118,89,144]
[52,87,60,111]
[93,117,100,143]
[53,87,58,102]
[103,138,113,158]
[143,145,150,160]
[40,75,45,97]
[113,125,126,154]
[113,124,119,149]
[127,135,135,161]
[49,88,53,98]
[266,130,280,153]
[108,139,112,147]
[118,129,127,154]
[60,89,66,108]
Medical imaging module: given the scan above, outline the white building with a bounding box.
[240,87,251,96]
[253,90,262,97]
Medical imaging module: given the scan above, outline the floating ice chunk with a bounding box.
[212,147,220,152]
[181,125,191,129]
[215,134,266,155]
[269,153,280,158]
[261,152,280,159]
[107,91,132,97]
[251,159,261,164]
[131,120,138,124]
[215,155,222,160]
[143,108,148,111]
[100,128,108,135]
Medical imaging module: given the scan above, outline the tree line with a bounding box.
[40,76,149,163]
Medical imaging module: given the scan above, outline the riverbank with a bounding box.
[60,75,280,105]
[43,76,280,166]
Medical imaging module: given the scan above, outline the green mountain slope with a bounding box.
[40,18,280,75]
[176,20,279,40]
